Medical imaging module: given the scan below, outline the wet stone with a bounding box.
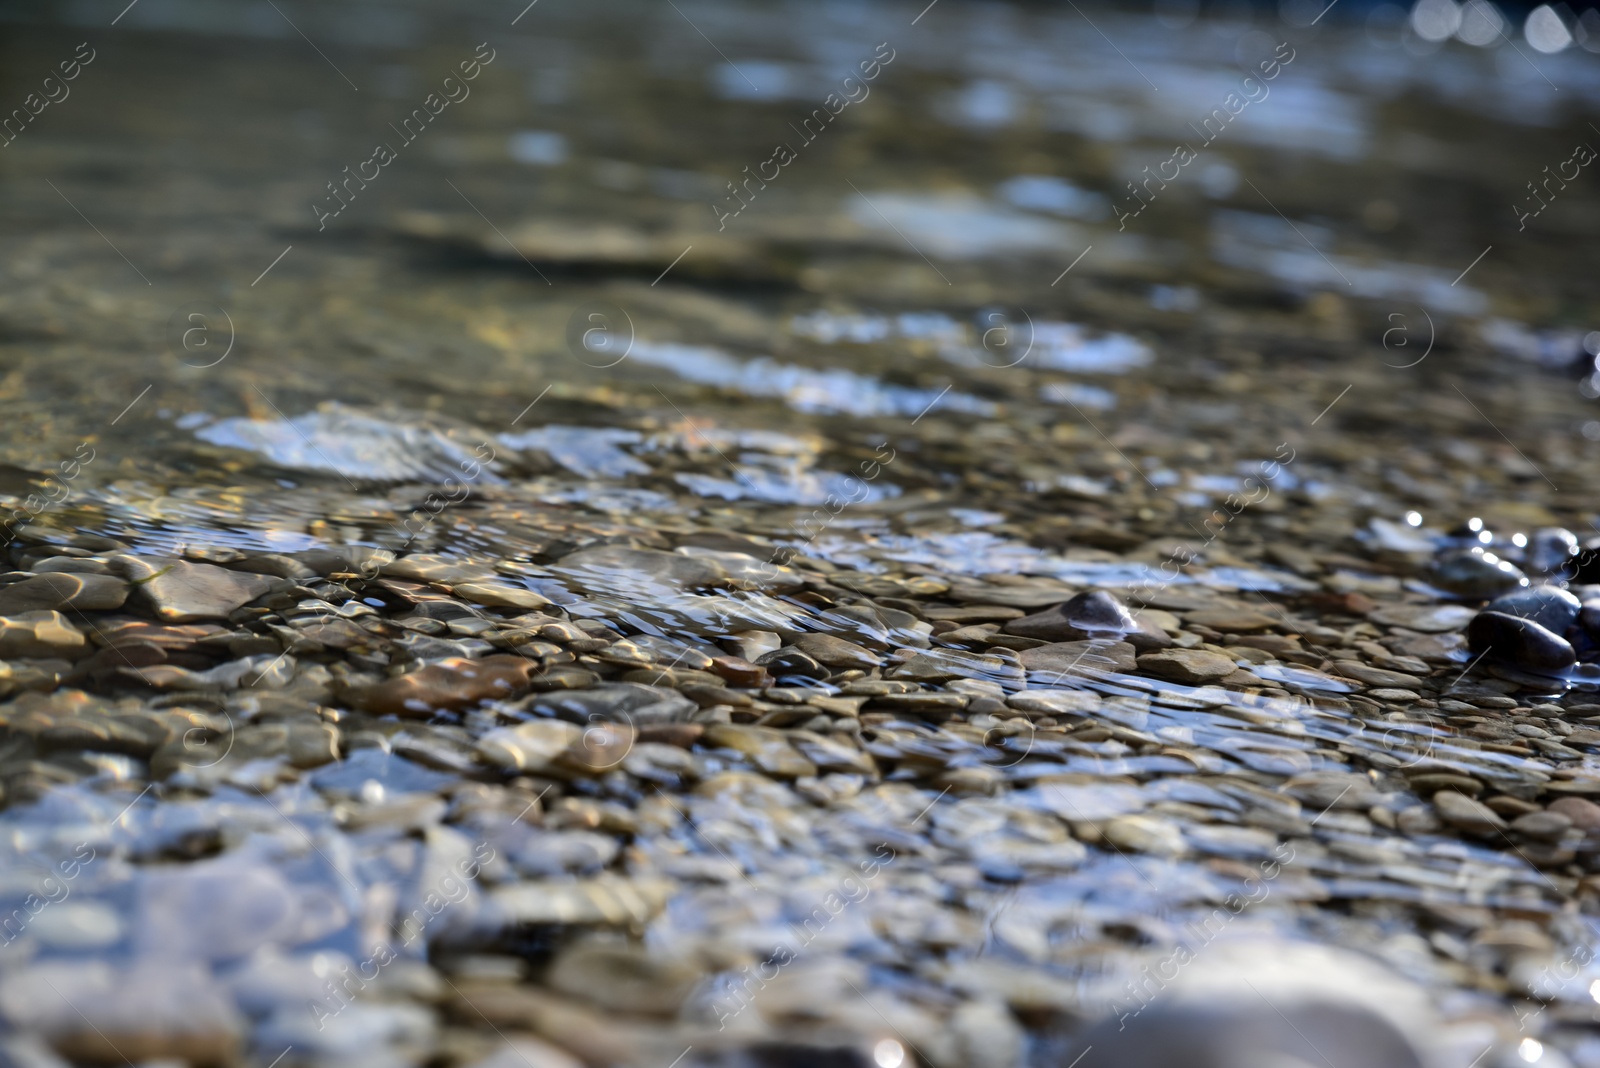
[0,573,128,614]
[1004,590,1134,643]
[1076,1000,1423,1068]
[350,655,539,716]
[1330,662,1432,690]
[1428,549,1527,599]
[756,648,829,680]
[536,683,696,726]
[1182,608,1278,633]
[452,581,551,610]
[546,943,699,1016]
[114,557,274,622]
[1135,648,1236,685]
[1547,796,1600,832]
[1019,641,1137,677]
[555,545,728,590]
[792,633,880,669]
[1510,811,1572,840]
[0,612,85,659]
[1433,790,1508,835]
[1367,603,1477,632]
[1483,584,1581,635]
[1467,611,1576,676]
[310,746,457,799]
[0,960,243,1065]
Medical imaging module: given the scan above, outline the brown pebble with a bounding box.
[1548,796,1600,832]
[638,723,705,748]
[708,655,770,688]
[349,655,538,717]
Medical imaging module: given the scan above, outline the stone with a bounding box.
[114,557,273,622]
[1510,811,1573,840]
[1007,689,1101,717]
[1483,584,1581,635]
[1329,662,1431,690]
[704,724,816,777]
[488,877,674,927]
[1528,527,1579,575]
[1183,608,1277,633]
[1031,782,1147,822]
[555,545,727,590]
[792,633,880,669]
[465,1037,585,1068]
[478,720,583,771]
[545,943,699,1016]
[0,573,128,614]
[310,747,457,799]
[453,581,551,610]
[1019,641,1137,678]
[0,960,243,1065]
[557,722,639,774]
[349,655,539,716]
[1004,591,1134,643]
[537,683,696,726]
[1466,611,1576,675]
[1547,796,1600,832]
[756,648,829,680]
[132,858,298,962]
[1136,648,1236,685]
[378,553,487,583]
[1366,603,1476,632]
[722,630,782,661]
[1103,815,1185,854]
[1427,549,1526,599]
[0,612,85,659]
[1075,1000,1423,1068]
[1432,790,1507,835]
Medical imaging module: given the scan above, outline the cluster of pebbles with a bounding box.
[0,511,1598,1066]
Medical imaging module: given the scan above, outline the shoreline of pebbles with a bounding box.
[0,515,1597,1066]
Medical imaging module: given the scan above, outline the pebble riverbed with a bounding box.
[5,1,1600,1066]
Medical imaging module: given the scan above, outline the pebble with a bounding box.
[1509,811,1572,840]
[1019,641,1137,677]
[466,1037,584,1068]
[1482,584,1581,635]
[0,960,243,1065]
[351,655,540,716]
[1134,648,1235,684]
[1547,796,1600,831]
[1466,611,1576,676]
[555,545,727,590]
[1182,608,1277,633]
[1528,527,1579,575]
[0,611,85,659]
[1075,1000,1423,1068]
[1003,590,1136,644]
[478,720,583,771]
[114,557,273,622]
[0,573,128,614]
[793,633,880,669]
[1366,603,1477,632]
[1432,790,1508,835]
[545,943,699,1015]
[452,581,551,610]
[537,683,696,726]
[1102,814,1185,854]
[1427,550,1527,599]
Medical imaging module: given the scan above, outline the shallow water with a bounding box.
[4,1,1600,1066]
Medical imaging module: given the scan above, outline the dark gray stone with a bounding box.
[1484,584,1581,635]
[1428,550,1527,599]
[1076,1001,1422,1068]
[1467,610,1576,675]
